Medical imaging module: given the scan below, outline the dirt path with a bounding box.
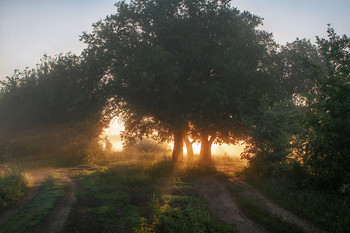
[212,165,326,233]
[30,168,77,233]
[0,167,77,233]
[196,175,268,233]
[0,168,53,226]
[229,176,326,233]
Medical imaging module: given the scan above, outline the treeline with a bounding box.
[0,0,349,192]
[0,51,113,162]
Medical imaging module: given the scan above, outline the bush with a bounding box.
[0,170,29,211]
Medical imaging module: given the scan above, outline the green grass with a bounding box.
[0,172,67,233]
[138,181,238,233]
[234,195,306,233]
[64,164,157,232]
[65,161,238,232]
[242,171,350,232]
[0,170,29,212]
[216,171,307,233]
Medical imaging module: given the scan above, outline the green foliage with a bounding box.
[0,172,67,233]
[0,170,28,211]
[242,101,304,176]
[83,0,276,161]
[302,27,350,188]
[0,52,110,161]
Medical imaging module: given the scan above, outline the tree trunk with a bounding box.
[184,137,194,161]
[199,133,214,163]
[172,131,184,163]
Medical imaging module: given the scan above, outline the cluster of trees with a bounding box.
[82,0,274,162]
[0,0,349,191]
[0,51,112,161]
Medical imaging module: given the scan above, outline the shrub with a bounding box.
[0,170,29,211]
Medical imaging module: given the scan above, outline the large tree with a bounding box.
[83,0,275,162]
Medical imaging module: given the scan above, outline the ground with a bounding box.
[0,160,326,233]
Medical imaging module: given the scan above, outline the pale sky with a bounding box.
[1,0,349,81]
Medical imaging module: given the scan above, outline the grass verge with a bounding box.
[242,171,350,232]
[0,172,67,233]
[220,173,307,233]
[234,195,305,233]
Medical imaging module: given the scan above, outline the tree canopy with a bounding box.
[82,0,275,162]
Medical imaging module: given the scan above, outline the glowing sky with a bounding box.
[1,0,349,80]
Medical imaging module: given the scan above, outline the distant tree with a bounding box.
[83,0,275,163]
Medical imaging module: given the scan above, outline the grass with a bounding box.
[0,169,29,212]
[65,160,238,232]
[234,195,306,233]
[64,164,158,232]
[139,181,238,233]
[215,172,307,233]
[242,170,350,233]
[0,172,67,233]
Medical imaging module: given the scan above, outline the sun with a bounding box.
[103,118,125,151]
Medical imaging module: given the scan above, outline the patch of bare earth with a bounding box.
[196,175,267,233]
[30,169,76,233]
[0,167,53,226]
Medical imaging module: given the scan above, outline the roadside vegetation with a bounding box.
[241,170,350,232]
[0,172,67,233]
[0,169,29,212]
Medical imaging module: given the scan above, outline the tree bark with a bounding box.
[184,137,194,161]
[172,131,184,163]
[199,133,214,163]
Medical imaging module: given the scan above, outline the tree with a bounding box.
[242,101,304,176]
[82,0,275,163]
[302,27,350,189]
[0,51,110,161]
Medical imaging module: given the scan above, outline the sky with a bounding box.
[1,0,349,81]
